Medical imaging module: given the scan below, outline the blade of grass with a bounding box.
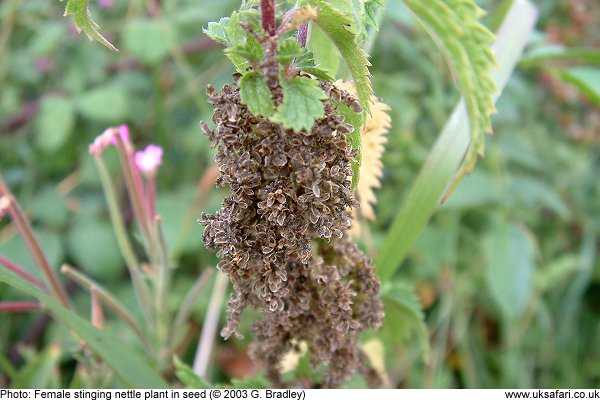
[0,265,168,388]
[376,0,538,282]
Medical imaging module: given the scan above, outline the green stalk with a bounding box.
[0,174,72,309]
[154,216,172,365]
[61,265,153,353]
[93,155,154,328]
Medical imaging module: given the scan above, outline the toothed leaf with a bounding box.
[63,0,117,51]
[306,0,373,114]
[272,77,327,132]
[277,38,303,65]
[239,71,276,118]
[402,0,497,178]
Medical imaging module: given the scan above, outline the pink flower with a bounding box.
[111,124,130,146]
[0,196,10,219]
[89,127,117,156]
[134,144,163,176]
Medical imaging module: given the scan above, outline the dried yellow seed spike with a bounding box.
[335,81,391,236]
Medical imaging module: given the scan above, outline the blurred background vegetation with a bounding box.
[0,0,599,389]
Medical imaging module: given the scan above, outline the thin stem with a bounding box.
[172,268,213,347]
[154,216,172,366]
[0,255,47,291]
[93,155,154,327]
[147,177,156,222]
[193,272,228,378]
[90,287,104,329]
[61,265,153,353]
[0,175,72,309]
[0,301,43,312]
[261,0,277,36]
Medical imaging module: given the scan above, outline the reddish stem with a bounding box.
[0,255,47,291]
[298,23,308,47]
[0,302,43,313]
[261,0,276,36]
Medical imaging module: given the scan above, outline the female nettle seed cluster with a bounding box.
[200,71,383,387]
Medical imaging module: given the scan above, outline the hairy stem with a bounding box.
[298,23,308,47]
[261,0,276,36]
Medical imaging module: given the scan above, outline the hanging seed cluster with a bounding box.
[200,73,383,387]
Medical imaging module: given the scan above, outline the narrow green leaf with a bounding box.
[173,357,212,389]
[485,223,535,319]
[63,0,117,52]
[308,0,372,113]
[554,67,600,106]
[0,267,168,388]
[381,283,429,357]
[402,0,496,178]
[272,77,326,132]
[12,345,61,388]
[239,71,276,118]
[375,0,538,282]
[335,101,364,190]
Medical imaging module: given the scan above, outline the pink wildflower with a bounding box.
[134,144,163,176]
[111,124,130,146]
[89,127,117,156]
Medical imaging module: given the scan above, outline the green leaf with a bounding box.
[375,0,538,282]
[67,217,123,281]
[204,18,230,44]
[381,283,429,357]
[239,71,276,118]
[555,67,600,106]
[11,345,61,388]
[63,0,117,52]
[76,83,129,122]
[277,38,303,65]
[485,223,535,319]
[335,101,364,190]
[35,95,75,153]
[307,26,340,77]
[365,0,384,30]
[272,77,326,132]
[295,52,335,82]
[123,19,171,65]
[173,357,212,389]
[402,0,497,179]
[0,267,168,388]
[308,0,372,114]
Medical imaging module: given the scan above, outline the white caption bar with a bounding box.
[1,389,599,400]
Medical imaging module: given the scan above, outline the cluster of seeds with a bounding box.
[200,72,383,387]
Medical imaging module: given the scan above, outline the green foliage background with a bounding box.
[0,0,599,388]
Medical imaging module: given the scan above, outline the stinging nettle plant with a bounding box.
[0,0,539,390]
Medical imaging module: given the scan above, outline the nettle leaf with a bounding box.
[239,71,276,118]
[277,38,303,65]
[365,0,384,30]
[204,13,263,72]
[335,101,364,190]
[306,0,373,114]
[402,0,497,185]
[62,0,117,52]
[381,283,429,358]
[295,52,335,82]
[272,77,327,132]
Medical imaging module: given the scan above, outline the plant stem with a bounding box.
[172,268,213,347]
[193,272,228,378]
[93,155,154,327]
[90,287,104,329]
[0,301,43,312]
[0,255,46,290]
[298,23,308,47]
[261,0,276,36]
[0,174,72,309]
[61,264,153,352]
[154,216,172,365]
